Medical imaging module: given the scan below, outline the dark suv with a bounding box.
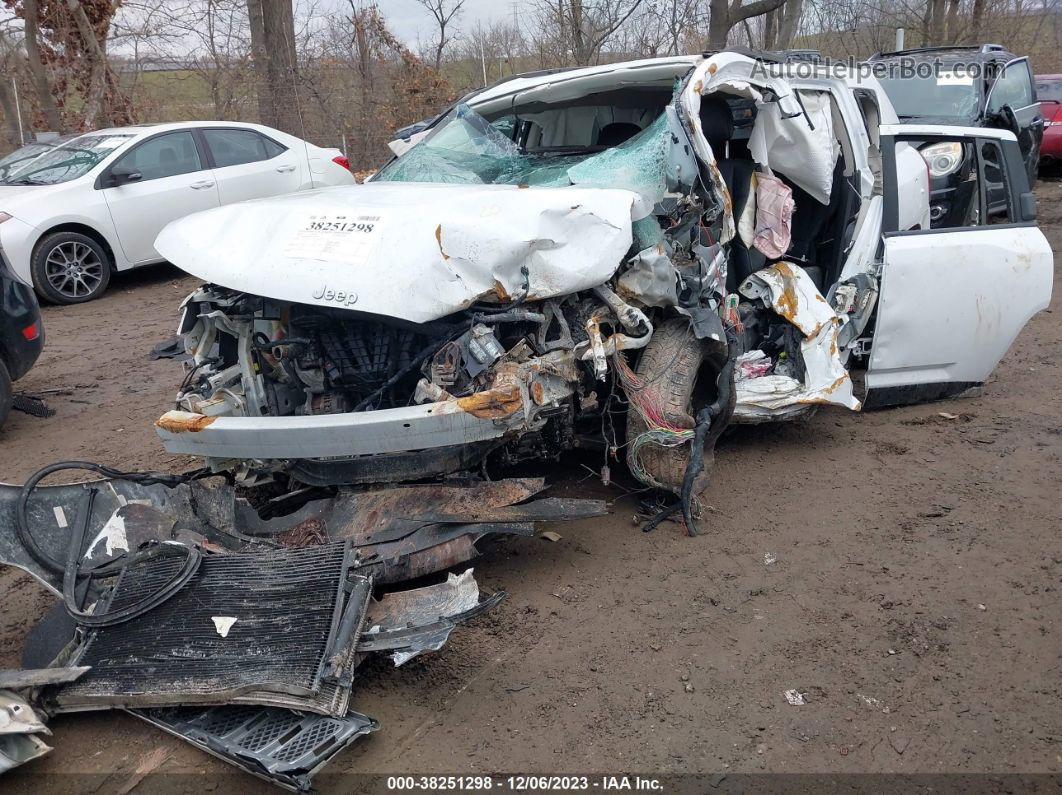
[0,248,44,428]
[869,44,1043,223]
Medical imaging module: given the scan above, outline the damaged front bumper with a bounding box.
[156,346,579,483]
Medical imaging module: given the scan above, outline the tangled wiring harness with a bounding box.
[15,461,205,628]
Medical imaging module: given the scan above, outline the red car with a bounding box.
[1037,74,1062,171]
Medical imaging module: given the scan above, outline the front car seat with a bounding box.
[698,95,763,292]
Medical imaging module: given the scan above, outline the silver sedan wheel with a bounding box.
[43,241,105,299]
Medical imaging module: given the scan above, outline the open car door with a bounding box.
[864,124,1053,408]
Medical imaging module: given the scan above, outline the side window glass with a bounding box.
[988,61,1034,112]
[262,136,286,158]
[204,129,280,168]
[113,132,202,181]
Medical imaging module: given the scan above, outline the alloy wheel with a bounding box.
[44,241,105,299]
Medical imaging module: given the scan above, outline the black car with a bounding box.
[869,44,1043,224]
[0,248,44,428]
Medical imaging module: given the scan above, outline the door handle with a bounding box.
[276,164,296,173]
[190,180,215,190]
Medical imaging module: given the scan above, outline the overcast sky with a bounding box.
[380,0,514,47]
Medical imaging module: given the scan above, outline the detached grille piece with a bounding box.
[131,704,377,791]
[53,543,368,716]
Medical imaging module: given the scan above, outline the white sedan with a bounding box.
[0,121,354,303]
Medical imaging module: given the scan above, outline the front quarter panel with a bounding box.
[0,215,39,285]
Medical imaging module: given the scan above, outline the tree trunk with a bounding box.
[929,0,946,46]
[764,8,778,49]
[969,0,986,43]
[708,0,731,48]
[943,0,960,43]
[260,0,301,136]
[247,0,274,126]
[65,0,110,128]
[0,77,23,146]
[710,0,787,49]
[776,0,803,49]
[23,0,63,132]
[569,0,589,65]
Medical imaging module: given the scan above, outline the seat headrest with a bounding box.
[699,95,734,147]
[596,122,641,147]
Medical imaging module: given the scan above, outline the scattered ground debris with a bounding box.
[11,395,53,419]
[0,690,52,773]
[277,516,328,547]
[131,705,377,791]
[147,338,188,361]
[784,689,806,705]
[0,465,601,786]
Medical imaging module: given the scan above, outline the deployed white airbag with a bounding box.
[155,182,641,324]
[749,90,839,205]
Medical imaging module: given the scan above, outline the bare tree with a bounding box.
[707,0,788,48]
[641,0,705,56]
[532,0,645,66]
[775,0,802,48]
[246,0,300,134]
[0,30,22,144]
[21,0,62,131]
[144,1,252,120]
[414,0,465,69]
[64,0,111,127]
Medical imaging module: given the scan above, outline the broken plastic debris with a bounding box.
[763,552,777,565]
[784,689,806,705]
[211,616,237,637]
[938,411,960,420]
[539,531,563,543]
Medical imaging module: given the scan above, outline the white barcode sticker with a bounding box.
[281,211,387,266]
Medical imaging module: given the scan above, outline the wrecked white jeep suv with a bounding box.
[153,51,1052,515]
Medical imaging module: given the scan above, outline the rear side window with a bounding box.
[204,129,287,167]
[113,131,202,181]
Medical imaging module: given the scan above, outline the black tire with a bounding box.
[625,318,715,493]
[0,359,12,431]
[31,231,112,304]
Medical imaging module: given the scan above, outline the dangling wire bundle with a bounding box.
[612,352,696,490]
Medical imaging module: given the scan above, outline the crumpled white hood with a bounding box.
[155,182,642,324]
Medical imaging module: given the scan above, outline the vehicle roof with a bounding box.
[471,54,702,105]
[65,120,295,139]
[869,44,1015,62]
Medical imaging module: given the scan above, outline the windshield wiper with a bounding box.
[7,177,46,185]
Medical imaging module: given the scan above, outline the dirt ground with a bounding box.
[1,183,1060,792]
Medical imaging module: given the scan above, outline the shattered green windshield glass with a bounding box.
[375,104,673,208]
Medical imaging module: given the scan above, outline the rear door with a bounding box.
[987,57,1043,183]
[864,124,1053,408]
[198,127,302,205]
[102,130,220,265]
